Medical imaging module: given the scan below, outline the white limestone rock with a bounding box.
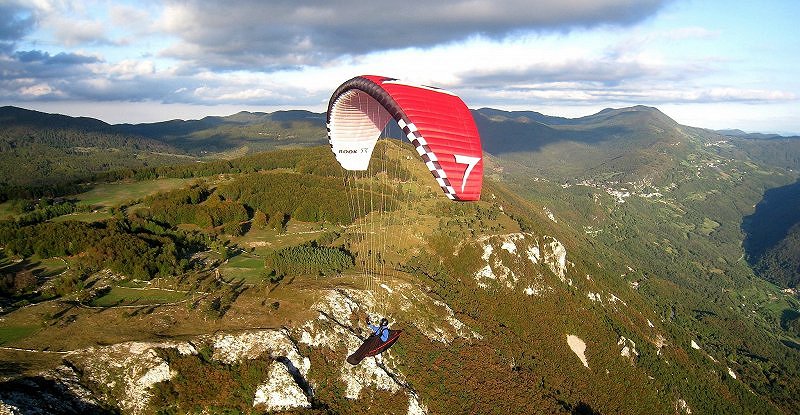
[253,361,311,411]
[567,335,589,368]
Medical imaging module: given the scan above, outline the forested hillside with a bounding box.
[0,106,193,196]
[742,179,800,289]
[0,106,328,199]
[756,223,800,289]
[1,107,799,414]
[717,130,800,171]
[474,106,689,182]
[115,110,327,153]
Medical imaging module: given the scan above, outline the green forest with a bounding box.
[1,108,800,415]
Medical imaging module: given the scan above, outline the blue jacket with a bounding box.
[369,324,390,342]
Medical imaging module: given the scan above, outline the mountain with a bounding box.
[725,136,800,171]
[0,106,328,198]
[474,105,690,182]
[114,109,327,154]
[756,222,800,290]
[0,106,192,192]
[473,107,575,125]
[2,105,800,414]
[1,105,328,156]
[14,104,798,189]
[716,129,800,140]
[0,106,112,131]
[743,179,800,289]
[476,105,800,411]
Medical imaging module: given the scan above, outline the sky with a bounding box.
[1,0,798,134]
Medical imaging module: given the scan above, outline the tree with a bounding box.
[253,210,268,229]
[268,212,288,233]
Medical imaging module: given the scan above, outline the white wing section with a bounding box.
[328,89,391,171]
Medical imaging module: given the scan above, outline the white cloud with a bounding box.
[703,88,795,102]
[1,0,797,133]
[153,0,669,69]
[99,59,156,80]
[109,4,151,28]
[19,82,58,97]
[26,1,110,47]
[51,18,107,47]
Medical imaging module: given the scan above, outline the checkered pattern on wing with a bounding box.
[326,123,331,145]
[397,119,457,200]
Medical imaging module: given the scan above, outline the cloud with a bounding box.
[0,49,99,101]
[0,46,325,108]
[157,0,671,69]
[459,59,661,88]
[460,81,797,108]
[14,50,101,65]
[48,17,108,47]
[1,0,676,106]
[19,0,144,48]
[0,2,36,52]
[0,51,99,103]
[692,88,796,103]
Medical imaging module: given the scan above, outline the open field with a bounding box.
[50,210,114,223]
[0,270,373,366]
[233,220,334,254]
[218,254,266,283]
[34,257,68,278]
[89,286,193,307]
[0,326,39,346]
[75,177,196,207]
[1,178,197,223]
[0,256,67,279]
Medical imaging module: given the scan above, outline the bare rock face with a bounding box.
[567,335,589,369]
[68,341,189,415]
[473,232,574,293]
[2,231,568,415]
[2,281,485,414]
[252,361,311,411]
[0,365,112,415]
[618,336,639,365]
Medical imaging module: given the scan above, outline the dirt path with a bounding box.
[0,346,72,354]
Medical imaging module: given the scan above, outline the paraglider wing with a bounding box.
[346,329,403,365]
[327,75,483,201]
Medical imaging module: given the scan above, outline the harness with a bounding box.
[375,326,388,339]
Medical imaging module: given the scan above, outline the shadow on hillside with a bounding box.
[571,402,602,414]
[473,107,675,158]
[0,360,31,378]
[557,399,602,415]
[782,339,800,350]
[474,115,632,155]
[741,178,800,264]
[0,375,118,414]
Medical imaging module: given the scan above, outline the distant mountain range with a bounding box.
[3,104,798,169]
[0,105,328,155]
[0,106,329,188]
[474,105,694,182]
[4,102,800,194]
[2,104,800,414]
[3,103,800,287]
[716,128,800,140]
[113,109,328,153]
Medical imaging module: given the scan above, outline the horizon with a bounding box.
[5,103,798,137]
[1,1,798,135]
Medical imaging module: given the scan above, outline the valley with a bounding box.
[1,106,799,414]
[742,179,800,289]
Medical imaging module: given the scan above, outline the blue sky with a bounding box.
[1,0,798,133]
